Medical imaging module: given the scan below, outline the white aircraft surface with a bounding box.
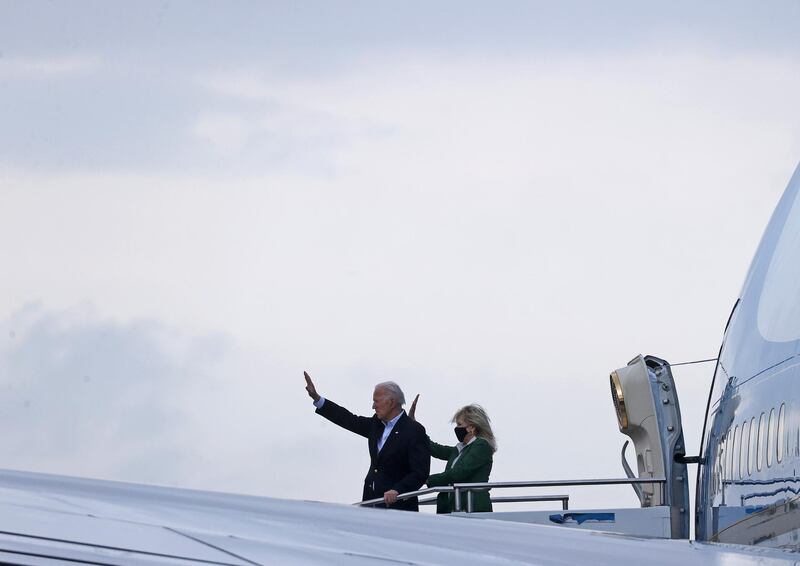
[0,468,797,565]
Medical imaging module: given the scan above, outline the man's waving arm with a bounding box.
[305,371,372,438]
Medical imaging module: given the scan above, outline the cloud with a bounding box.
[0,55,100,80]
[197,70,280,102]
[187,51,800,178]
[2,42,800,511]
[0,304,229,485]
[0,303,371,502]
[192,114,255,156]
[192,70,394,169]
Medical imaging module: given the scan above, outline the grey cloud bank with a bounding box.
[0,304,437,503]
[0,305,227,484]
[2,2,799,174]
[3,1,799,58]
[1,2,800,511]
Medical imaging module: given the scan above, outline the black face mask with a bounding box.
[454,426,468,442]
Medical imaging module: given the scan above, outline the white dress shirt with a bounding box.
[377,410,404,452]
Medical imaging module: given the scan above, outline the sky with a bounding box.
[1,1,800,516]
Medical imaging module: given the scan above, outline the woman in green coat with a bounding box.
[410,400,497,514]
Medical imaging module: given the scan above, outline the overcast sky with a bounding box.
[1,1,799,513]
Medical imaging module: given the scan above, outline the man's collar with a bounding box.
[382,409,404,427]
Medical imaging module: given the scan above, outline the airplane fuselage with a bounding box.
[697,163,800,547]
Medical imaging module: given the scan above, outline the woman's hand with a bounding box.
[408,393,420,420]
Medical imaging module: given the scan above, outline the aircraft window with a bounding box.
[767,408,775,468]
[731,425,738,480]
[794,408,800,458]
[757,413,766,472]
[739,421,750,479]
[745,418,753,476]
[777,403,785,463]
[736,422,747,479]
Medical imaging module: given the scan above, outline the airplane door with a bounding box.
[610,355,690,538]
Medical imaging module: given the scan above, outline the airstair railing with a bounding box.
[356,486,570,509]
[355,486,452,508]
[355,477,666,513]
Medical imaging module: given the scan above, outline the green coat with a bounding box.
[427,436,493,514]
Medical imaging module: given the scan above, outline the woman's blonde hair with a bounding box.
[452,404,497,452]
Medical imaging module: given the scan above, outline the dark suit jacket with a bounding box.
[316,399,430,511]
[427,436,493,514]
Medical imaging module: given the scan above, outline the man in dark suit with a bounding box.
[304,371,430,511]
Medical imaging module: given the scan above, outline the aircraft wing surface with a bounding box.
[0,468,796,565]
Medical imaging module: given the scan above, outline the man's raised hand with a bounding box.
[304,371,320,402]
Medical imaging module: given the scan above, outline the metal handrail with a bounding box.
[355,477,665,512]
[454,477,666,513]
[361,492,571,510]
[356,486,453,508]
[488,495,570,510]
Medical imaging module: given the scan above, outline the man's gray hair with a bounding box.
[375,381,405,406]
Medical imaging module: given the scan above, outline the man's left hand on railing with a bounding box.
[384,490,399,506]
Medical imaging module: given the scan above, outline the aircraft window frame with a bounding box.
[767,408,775,468]
[718,439,724,487]
[795,400,800,459]
[757,412,766,472]
[739,420,748,479]
[722,430,731,487]
[777,403,785,464]
[790,400,798,460]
